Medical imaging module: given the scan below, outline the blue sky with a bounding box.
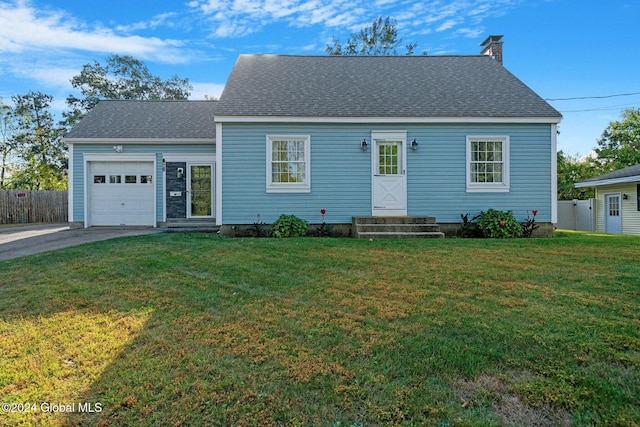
[1,0,638,156]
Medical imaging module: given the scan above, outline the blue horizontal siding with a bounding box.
[221,123,554,224]
[71,143,215,223]
[407,124,552,222]
[222,124,371,224]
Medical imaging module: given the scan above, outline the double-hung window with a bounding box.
[266,135,311,192]
[466,136,510,192]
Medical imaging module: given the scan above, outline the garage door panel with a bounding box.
[89,161,155,226]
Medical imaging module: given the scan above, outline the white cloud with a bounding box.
[115,12,179,33]
[0,1,188,63]
[454,28,486,38]
[436,19,461,32]
[190,0,518,42]
[23,66,79,89]
[192,0,369,36]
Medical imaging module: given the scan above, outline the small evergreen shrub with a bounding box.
[272,214,308,238]
[477,209,522,239]
[248,214,268,237]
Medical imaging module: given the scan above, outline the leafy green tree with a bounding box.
[0,98,18,189]
[557,150,596,200]
[11,91,67,190]
[65,54,193,125]
[592,107,640,172]
[326,16,419,56]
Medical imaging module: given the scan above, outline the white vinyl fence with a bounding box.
[557,199,594,231]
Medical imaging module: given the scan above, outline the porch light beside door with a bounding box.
[361,138,368,151]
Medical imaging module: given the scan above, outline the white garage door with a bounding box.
[89,161,155,226]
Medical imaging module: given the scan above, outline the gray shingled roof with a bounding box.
[215,55,562,119]
[577,163,640,186]
[65,100,217,140]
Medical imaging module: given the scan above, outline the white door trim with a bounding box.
[371,131,407,216]
[187,162,215,218]
[605,192,622,234]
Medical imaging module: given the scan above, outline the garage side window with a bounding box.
[266,135,311,193]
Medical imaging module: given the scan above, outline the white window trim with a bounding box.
[266,135,311,193]
[466,135,510,193]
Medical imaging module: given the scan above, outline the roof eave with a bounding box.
[214,116,562,124]
[64,138,215,144]
[575,175,640,188]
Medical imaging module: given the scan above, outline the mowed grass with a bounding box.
[0,232,638,426]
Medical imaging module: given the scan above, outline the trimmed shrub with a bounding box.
[272,214,308,238]
[477,209,522,239]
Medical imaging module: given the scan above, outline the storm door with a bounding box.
[371,132,407,216]
[188,164,213,218]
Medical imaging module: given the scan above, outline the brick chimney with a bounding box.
[480,35,503,65]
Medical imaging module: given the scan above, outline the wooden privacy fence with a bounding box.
[0,190,68,224]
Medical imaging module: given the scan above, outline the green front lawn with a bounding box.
[0,232,638,426]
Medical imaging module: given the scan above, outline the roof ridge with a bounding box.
[98,99,216,103]
[238,53,488,58]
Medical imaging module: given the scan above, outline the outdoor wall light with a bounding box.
[361,138,368,151]
[411,138,418,151]
[623,194,628,200]
[177,168,184,179]
[113,145,123,153]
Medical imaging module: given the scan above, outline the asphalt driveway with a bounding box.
[0,224,159,261]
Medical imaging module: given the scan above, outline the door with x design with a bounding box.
[372,134,407,216]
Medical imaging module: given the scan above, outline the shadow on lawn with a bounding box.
[2,236,461,425]
[1,234,638,426]
[1,237,363,426]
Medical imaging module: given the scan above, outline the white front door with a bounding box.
[372,132,407,216]
[187,163,214,218]
[605,193,622,234]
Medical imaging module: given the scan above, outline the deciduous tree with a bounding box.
[326,16,420,56]
[65,54,192,125]
[557,150,596,200]
[0,98,17,189]
[592,107,640,172]
[11,91,67,190]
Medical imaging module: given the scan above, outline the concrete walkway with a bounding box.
[0,224,159,261]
